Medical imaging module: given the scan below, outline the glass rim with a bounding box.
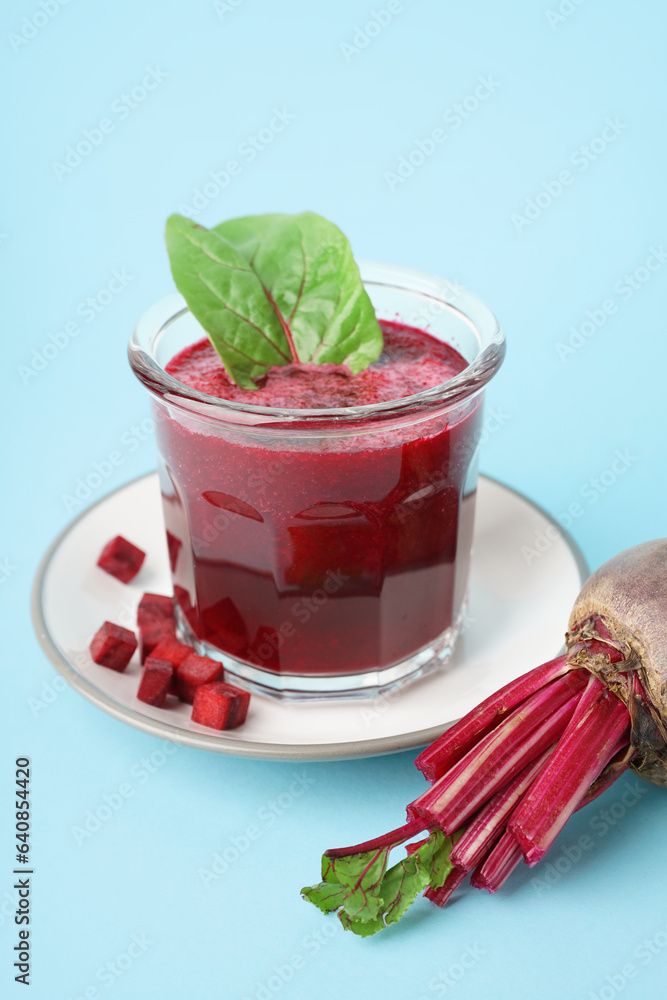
[128,259,505,422]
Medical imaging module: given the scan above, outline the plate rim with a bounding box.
[31,471,589,762]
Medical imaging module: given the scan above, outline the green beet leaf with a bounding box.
[424,828,464,890]
[335,848,430,937]
[321,848,391,922]
[375,852,431,926]
[301,829,464,937]
[165,211,383,388]
[300,847,391,923]
[165,214,291,389]
[300,880,349,915]
[338,911,386,937]
[337,834,444,937]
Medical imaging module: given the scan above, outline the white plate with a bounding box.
[31,473,587,761]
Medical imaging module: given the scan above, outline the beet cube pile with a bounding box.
[88,570,250,729]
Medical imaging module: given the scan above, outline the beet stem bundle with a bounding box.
[508,674,630,864]
[302,540,667,935]
[408,669,587,834]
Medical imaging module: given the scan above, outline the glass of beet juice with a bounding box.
[129,261,504,699]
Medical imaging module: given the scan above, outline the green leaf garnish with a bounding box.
[301,829,463,936]
[165,211,383,388]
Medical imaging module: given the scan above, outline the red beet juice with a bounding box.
[155,320,482,683]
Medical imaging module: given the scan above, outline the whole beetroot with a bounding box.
[567,539,667,787]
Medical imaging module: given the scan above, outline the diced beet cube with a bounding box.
[90,621,138,672]
[191,681,251,730]
[151,636,194,668]
[137,657,173,707]
[97,536,146,583]
[137,592,175,627]
[151,636,195,694]
[166,531,182,572]
[218,681,251,728]
[175,653,224,704]
[139,618,176,663]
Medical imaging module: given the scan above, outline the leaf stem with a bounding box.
[325,818,428,859]
[262,285,300,362]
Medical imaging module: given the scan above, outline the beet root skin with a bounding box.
[567,538,667,786]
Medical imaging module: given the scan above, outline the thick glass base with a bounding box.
[176,604,465,701]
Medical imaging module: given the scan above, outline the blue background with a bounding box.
[2,0,667,997]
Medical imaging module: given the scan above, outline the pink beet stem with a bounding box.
[509,675,630,865]
[425,865,467,907]
[408,670,587,834]
[324,818,427,860]
[450,747,554,872]
[577,747,632,810]
[470,830,523,892]
[416,655,570,781]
